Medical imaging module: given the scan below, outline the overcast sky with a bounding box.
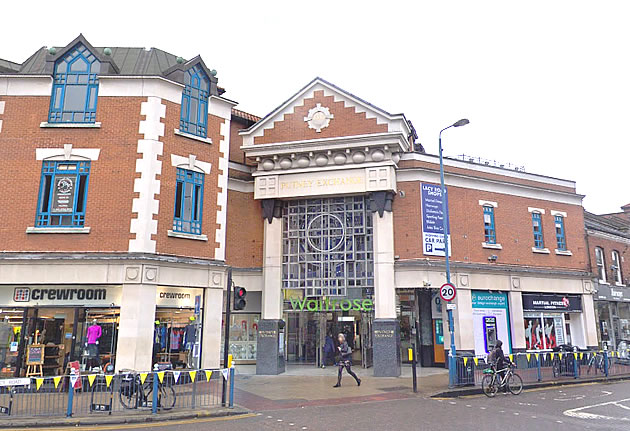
[3,1,628,213]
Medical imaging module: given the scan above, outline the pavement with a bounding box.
[4,364,630,429]
[13,378,629,430]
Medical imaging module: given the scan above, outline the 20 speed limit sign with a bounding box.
[439,283,456,302]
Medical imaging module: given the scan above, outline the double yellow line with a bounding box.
[4,413,258,431]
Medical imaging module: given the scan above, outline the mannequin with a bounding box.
[86,319,102,369]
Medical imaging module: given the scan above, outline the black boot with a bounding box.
[333,383,341,388]
[357,378,361,386]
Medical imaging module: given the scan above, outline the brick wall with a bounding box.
[253,90,387,144]
[0,93,224,260]
[224,189,263,268]
[586,234,630,284]
[394,181,589,270]
[154,99,224,259]
[0,95,140,252]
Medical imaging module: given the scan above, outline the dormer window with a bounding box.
[180,65,209,138]
[49,44,100,123]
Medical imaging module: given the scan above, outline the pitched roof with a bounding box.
[585,210,630,238]
[0,34,223,96]
[232,108,261,123]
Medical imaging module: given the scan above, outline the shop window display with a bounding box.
[153,310,201,369]
[221,314,259,362]
[0,309,24,378]
[524,314,565,350]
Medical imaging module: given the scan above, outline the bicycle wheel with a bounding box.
[119,381,138,409]
[90,382,108,411]
[507,373,523,395]
[482,375,498,398]
[158,385,176,410]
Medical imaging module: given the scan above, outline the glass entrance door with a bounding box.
[285,312,320,364]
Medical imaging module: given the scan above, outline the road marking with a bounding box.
[564,398,630,421]
[1,413,259,431]
[614,403,630,411]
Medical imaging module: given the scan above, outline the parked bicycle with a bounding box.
[118,371,176,410]
[482,362,523,397]
[586,351,611,375]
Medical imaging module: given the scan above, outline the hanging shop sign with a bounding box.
[50,175,76,213]
[156,287,204,308]
[596,285,630,302]
[288,297,374,312]
[521,294,582,312]
[2,286,122,307]
[420,183,451,257]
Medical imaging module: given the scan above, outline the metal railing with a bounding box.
[454,350,630,387]
[0,367,235,418]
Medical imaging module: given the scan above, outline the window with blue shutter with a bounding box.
[49,44,100,123]
[532,212,544,249]
[173,168,204,234]
[179,65,210,137]
[554,215,567,251]
[36,161,91,227]
[483,206,496,244]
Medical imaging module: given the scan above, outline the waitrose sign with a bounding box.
[289,297,374,312]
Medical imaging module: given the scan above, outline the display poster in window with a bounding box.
[420,183,451,257]
[524,315,566,350]
[50,175,76,213]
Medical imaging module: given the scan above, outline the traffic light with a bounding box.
[233,286,247,310]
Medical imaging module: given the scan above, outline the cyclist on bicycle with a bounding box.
[489,340,510,380]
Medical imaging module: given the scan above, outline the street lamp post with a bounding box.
[439,119,469,388]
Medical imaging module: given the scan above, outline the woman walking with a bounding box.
[333,333,361,388]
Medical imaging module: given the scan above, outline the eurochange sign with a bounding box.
[289,297,374,312]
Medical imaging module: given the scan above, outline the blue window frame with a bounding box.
[173,168,204,234]
[49,44,100,123]
[36,161,91,227]
[532,212,544,249]
[483,206,496,244]
[179,65,210,137]
[555,215,567,251]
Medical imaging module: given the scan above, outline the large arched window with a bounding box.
[180,65,209,137]
[49,44,100,123]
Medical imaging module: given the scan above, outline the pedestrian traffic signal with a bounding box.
[234,286,247,310]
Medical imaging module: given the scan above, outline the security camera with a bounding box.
[488,255,498,261]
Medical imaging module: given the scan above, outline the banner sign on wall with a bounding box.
[420,183,451,257]
[521,294,582,312]
[471,291,511,356]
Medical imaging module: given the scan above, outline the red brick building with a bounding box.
[586,206,630,352]
[0,35,236,376]
[223,77,597,375]
[0,37,599,378]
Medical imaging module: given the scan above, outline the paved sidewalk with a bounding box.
[233,365,449,411]
[0,406,250,429]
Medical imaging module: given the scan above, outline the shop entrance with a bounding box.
[284,310,372,368]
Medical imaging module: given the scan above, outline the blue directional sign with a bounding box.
[421,183,451,257]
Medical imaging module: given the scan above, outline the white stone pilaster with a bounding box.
[262,218,283,320]
[582,294,599,347]
[373,212,396,319]
[115,283,157,372]
[508,291,526,350]
[201,287,223,369]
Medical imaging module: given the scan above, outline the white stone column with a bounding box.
[115,283,157,372]
[262,217,283,320]
[582,293,599,348]
[508,291,526,351]
[201,287,223,369]
[372,211,396,319]
[450,288,474,352]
